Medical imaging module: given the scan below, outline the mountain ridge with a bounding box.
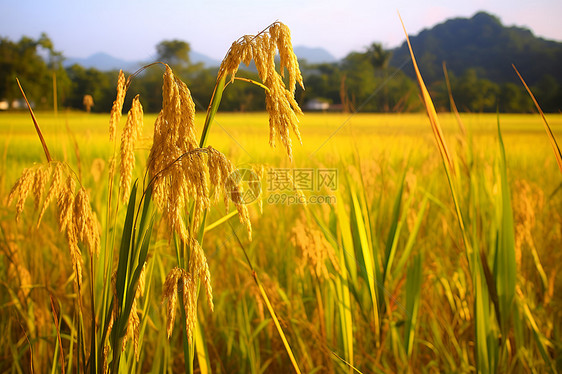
[63,46,337,71]
[389,11,562,85]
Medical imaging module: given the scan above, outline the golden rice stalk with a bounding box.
[6,240,32,301]
[147,65,199,240]
[8,161,100,291]
[268,22,303,93]
[119,94,144,202]
[292,219,340,279]
[57,175,76,233]
[188,238,214,311]
[37,162,65,225]
[147,65,197,176]
[32,164,50,209]
[162,267,181,338]
[74,187,100,256]
[122,262,146,361]
[102,344,110,374]
[218,22,303,161]
[265,73,303,160]
[7,166,36,221]
[90,158,106,184]
[67,229,83,291]
[206,146,252,239]
[162,267,197,343]
[109,70,127,141]
[147,66,251,241]
[16,78,52,162]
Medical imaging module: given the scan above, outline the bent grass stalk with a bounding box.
[401,13,556,372]
[513,64,562,174]
[400,12,496,372]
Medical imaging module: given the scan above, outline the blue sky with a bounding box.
[1,0,561,61]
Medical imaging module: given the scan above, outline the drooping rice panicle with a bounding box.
[292,218,340,279]
[147,66,251,242]
[7,166,35,221]
[119,94,143,202]
[8,161,100,291]
[74,187,100,256]
[109,70,126,141]
[217,22,304,161]
[162,267,197,343]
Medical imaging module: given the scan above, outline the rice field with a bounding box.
[1,22,561,373]
[1,107,561,373]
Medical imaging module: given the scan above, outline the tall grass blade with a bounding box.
[398,13,472,257]
[15,78,52,162]
[513,64,562,174]
[335,189,358,284]
[228,222,302,374]
[393,195,428,279]
[517,288,556,373]
[348,181,380,340]
[50,296,65,374]
[442,61,466,136]
[200,75,226,148]
[331,351,365,374]
[399,17,453,172]
[194,320,210,374]
[382,170,406,285]
[334,189,356,371]
[404,253,422,359]
[473,257,497,374]
[255,277,302,374]
[494,118,517,336]
[110,181,139,372]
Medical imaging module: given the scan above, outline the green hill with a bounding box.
[390,11,562,86]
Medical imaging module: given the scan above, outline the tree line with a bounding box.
[1,34,559,113]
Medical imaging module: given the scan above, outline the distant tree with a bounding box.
[340,51,378,111]
[366,43,391,70]
[452,69,499,112]
[155,40,202,77]
[299,62,342,108]
[366,43,393,110]
[498,82,532,112]
[0,34,69,109]
[65,65,114,112]
[156,40,191,66]
[532,74,561,112]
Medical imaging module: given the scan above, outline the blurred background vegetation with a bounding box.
[1,11,561,114]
